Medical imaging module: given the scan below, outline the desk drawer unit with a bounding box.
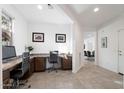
[61,57,72,70]
[3,70,10,89]
[3,70,10,81]
[30,58,35,74]
[34,57,46,72]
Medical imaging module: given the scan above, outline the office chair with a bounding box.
[86,51,92,60]
[87,51,91,57]
[84,51,87,56]
[91,51,95,57]
[10,52,31,89]
[48,51,59,73]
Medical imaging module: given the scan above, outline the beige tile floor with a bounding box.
[27,61,123,89]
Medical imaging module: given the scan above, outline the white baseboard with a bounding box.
[72,64,83,73]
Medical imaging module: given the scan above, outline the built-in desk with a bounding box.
[2,54,49,71]
[2,54,72,71]
[3,58,22,71]
[2,54,72,88]
[2,54,49,88]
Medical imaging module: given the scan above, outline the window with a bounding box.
[2,11,13,46]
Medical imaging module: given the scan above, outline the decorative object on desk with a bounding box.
[32,32,44,42]
[101,37,107,48]
[27,46,34,53]
[56,34,66,43]
[64,54,68,59]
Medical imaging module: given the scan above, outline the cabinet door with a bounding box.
[67,57,72,69]
[30,58,34,73]
[61,57,72,70]
[3,70,10,81]
[34,57,46,72]
[3,70,10,89]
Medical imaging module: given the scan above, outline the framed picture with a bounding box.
[32,33,44,42]
[101,37,107,48]
[56,34,66,43]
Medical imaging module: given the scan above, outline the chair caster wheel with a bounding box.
[28,85,31,88]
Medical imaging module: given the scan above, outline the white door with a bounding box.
[118,30,124,74]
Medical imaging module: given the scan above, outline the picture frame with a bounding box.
[32,32,44,42]
[56,34,66,43]
[101,37,107,48]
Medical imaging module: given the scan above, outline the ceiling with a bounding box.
[69,4,124,28]
[13,4,72,24]
[13,4,124,28]
[84,32,96,39]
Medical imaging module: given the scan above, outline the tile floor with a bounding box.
[27,61,123,89]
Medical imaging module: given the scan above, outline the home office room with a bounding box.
[1,3,124,90]
[0,4,82,89]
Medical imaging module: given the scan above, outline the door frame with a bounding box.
[0,8,3,89]
[83,31,98,65]
[117,29,124,73]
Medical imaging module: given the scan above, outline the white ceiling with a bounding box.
[12,4,124,28]
[69,4,124,28]
[84,32,96,39]
[13,4,72,24]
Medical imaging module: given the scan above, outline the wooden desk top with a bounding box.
[2,53,72,71]
[3,57,22,71]
[2,54,49,71]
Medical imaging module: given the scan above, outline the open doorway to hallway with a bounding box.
[83,32,96,63]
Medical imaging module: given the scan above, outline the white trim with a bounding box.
[72,63,82,73]
[95,31,98,65]
[0,8,3,89]
[117,29,124,73]
[117,30,120,73]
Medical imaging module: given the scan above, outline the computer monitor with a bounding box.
[2,46,16,60]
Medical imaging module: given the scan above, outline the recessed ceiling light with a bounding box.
[94,7,99,12]
[37,5,43,10]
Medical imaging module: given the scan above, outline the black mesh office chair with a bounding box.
[10,52,31,88]
[48,51,59,73]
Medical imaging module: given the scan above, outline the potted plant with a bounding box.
[27,46,34,54]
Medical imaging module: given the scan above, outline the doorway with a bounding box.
[83,32,96,63]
